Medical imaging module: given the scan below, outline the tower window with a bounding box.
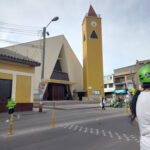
[90,30,98,39]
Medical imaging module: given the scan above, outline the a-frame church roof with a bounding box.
[5,35,83,91]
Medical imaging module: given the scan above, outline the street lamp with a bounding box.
[41,16,59,80]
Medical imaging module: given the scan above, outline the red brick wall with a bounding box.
[0,103,33,113]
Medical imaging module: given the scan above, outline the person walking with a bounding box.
[102,97,106,110]
[130,64,150,150]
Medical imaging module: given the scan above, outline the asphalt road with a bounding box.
[0,108,140,150]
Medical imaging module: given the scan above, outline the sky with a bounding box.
[0,0,150,75]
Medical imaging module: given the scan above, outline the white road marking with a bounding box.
[123,133,130,141]
[102,130,106,136]
[90,128,94,134]
[68,124,74,129]
[64,124,69,128]
[79,126,83,132]
[73,125,78,131]
[130,135,136,139]
[96,129,99,135]
[84,127,88,133]
[130,135,140,142]
[64,125,138,143]
[135,139,140,143]
[115,132,122,140]
[108,131,113,138]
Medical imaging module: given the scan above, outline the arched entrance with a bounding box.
[43,82,72,100]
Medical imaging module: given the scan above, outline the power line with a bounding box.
[0,21,43,36]
[0,39,42,49]
[0,21,44,62]
[0,26,41,34]
[0,29,42,36]
[0,21,42,30]
[0,27,42,36]
[0,38,43,61]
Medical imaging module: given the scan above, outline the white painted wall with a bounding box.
[5,35,83,95]
[104,75,115,93]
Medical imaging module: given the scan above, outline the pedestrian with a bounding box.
[124,95,129,107]
[102,97,106,110]
[120,96,123,107]
[130,64,150,150]
[6,97,16,122]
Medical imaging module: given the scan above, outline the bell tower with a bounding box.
[82,5,104,96]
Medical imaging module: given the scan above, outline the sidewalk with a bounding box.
[41,100,111,110]
[43,103,101,110]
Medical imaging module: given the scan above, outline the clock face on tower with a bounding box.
[91,21,97,27]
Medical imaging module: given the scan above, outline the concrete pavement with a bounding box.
[0,110,139,150]
[0,107,126,138]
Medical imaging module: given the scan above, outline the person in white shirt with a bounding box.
[130,64,150,150]
[102,97,106,110]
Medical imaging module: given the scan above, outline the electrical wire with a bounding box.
[0,21,42,30]
[0,21,43,36]
[0,26,41,34]
[0,21,43,60]
[0,39,42,49]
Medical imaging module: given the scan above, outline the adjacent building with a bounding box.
[113,59,150,96]
[114,65,137,96]
[104,75,115,98]
[0,48,40,112]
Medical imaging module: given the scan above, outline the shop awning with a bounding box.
[44,79,76,85]
[114,89,127,94]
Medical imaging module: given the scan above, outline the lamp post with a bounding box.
[41,16,59,80]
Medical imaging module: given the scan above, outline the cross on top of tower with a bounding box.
[88,5,97,17]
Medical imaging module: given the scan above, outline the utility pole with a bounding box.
[41,17,59,80]
[41,27,46,80]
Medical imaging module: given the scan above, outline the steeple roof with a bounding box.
[88,5,97,17]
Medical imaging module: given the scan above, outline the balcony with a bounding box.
[115,81,126,86]
[114,77,125,84]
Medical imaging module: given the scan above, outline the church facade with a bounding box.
[6,35,83,100]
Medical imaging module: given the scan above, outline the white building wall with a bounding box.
[5,35,83,95]
[104,75,115,93]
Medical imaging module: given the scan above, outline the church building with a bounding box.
[0,5,104,109]
[5,35,83,101]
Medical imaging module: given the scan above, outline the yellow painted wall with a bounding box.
[82,16,104,96]
[16,75,31,103]
[0,72,12,80]
[0,61,35,73]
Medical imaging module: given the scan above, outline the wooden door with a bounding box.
[52,84,65,100]
[0,79,12,102]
